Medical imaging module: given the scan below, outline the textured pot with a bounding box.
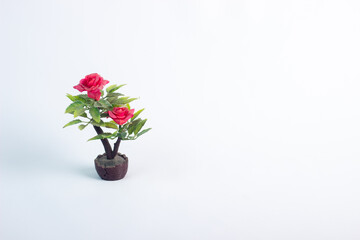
[94,153,128,181]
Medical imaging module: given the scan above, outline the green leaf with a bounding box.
[106,84,116,93]
[63,119,82,128]
[122,136,136,141]
[94,100,112,109]
[77,94,93,104]
[74,107,86,118]
[110,130,119,139]
[131,108,144,121]
[74,109,85,118]
[104,122,118,129]
[65,101,85,118]
[120,131,127,139]
[66,93,77,102]
[87,133,113,141]
[89,107,101,123]
[100,112,109,118]
[79,112,88,118]
[106,92,124,98]
[106,84,126,93]
[66,110,75,115]
[107,97,117,105]
[136,128,151,138]
[93,102,102,108]
[106,95,125,105]
[65,101,84,113]
[98,99,112,108]
[113,97,137,106]
[67,94,88,103]
[101,90,104,97]
[127,119,141,135]
[134,119,147,135]
[76,96,87,103]
[78,124,87,130]
[90,120,105,127]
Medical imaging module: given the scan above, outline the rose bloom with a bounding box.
[108,107,135,125]
[74,73,109,101]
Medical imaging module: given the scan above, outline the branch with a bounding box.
[93,126,113,159]
[112,137,121,159]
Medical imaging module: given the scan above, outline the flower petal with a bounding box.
[108,110,117,119]
[73,84,85,92]
[118,119,127,125]
[113,118,122,125]
[87,90,101,101]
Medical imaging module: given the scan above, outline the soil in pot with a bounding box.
[94,153,128,181]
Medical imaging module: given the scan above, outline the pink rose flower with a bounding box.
[74,73,109,101]
[108,107,135,125]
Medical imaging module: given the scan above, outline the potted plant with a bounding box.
[63,73,151,180]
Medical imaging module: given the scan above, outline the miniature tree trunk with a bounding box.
[112,137,121,159]
[93,126,113,159]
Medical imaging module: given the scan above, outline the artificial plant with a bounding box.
[63,73,151,159]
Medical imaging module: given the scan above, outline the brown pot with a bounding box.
[94,153,128,181]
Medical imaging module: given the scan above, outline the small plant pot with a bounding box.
[94,153,128,181]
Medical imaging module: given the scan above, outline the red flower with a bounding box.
[108,107,135,125]
[74,73,109,101]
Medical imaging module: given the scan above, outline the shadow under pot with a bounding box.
[94,153,128,181]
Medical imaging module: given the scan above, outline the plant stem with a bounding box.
[93,126,113,159]
[112,137,121,158]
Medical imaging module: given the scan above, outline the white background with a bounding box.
[1,0,360,239]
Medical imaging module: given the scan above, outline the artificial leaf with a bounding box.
[63,119,82,128]
[80,112,88,118]
[114,97,137,106]
[66,93,77,102]
[78,124,87,130]
[106,92,124,98]
[104,122,118,129]
[98,99,112,108]
[123,136,136,141]
[75,96,87,103]
[66,110,75,115]
[120,131,127,139]
[106,97,117,105]
[106,84,126,93]
[134,119,147,135]
[90,120,105,127]
[89,107,101,123]
[131,108,144,121]
[127,119,141,135]
[136,128,151,138]
[100,112,109,118]
[106,84,117,93]
[87,133,113,141]
[93,102,102,108]
[65,101,84,113]
[77,94,93,104]
[74,107,86,118]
